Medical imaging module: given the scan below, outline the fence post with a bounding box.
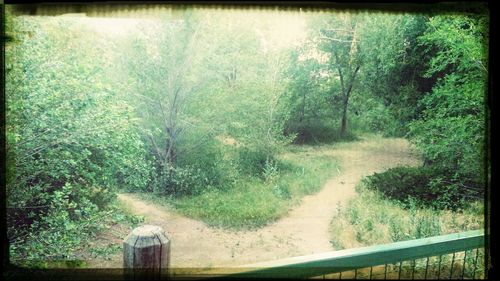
[123,225,170,280]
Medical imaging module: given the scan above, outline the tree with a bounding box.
[317,13,363,137]
[123,11,204,169]
[356,14,430,136]
[408,14,488,185]
[119,9,296,193]
[281,42,333,143]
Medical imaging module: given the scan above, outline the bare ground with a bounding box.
[84,136,421,269]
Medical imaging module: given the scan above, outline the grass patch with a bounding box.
[174,182,289,229]
[328,183,485,279]
[329,183,484,250]
[138,146,340,229]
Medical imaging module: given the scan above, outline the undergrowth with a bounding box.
[9,197,144,269]
[329,183,484,250]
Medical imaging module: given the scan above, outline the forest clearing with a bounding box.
[5,3,488,279]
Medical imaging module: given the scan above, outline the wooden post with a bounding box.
[123,225,170,280]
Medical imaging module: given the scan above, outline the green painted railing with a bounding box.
[202,229,485,279]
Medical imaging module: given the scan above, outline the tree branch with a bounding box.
[319,35,358,44]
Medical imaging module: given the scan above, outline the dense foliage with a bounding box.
[5,16,151,263]
[5,6,488,265]
[363,13,488,210]
[408,14,488,183]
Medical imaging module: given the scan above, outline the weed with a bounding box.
[89,244,122,260]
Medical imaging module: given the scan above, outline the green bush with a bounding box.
[285,121,358,145]
[6,14,152,264]
[408,14,487,187]
[153,165,216,196]
[349,96,405,137]
[10,183,104,266]
[147,141,241,196]
[237,146,273,176]
[363,166,483,210]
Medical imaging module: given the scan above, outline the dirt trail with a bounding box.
[95,136,421,269]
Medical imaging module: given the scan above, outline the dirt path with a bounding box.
[91,136,421,269]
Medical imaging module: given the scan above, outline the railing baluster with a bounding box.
[424,257,430,280]
[461,250,468,279]
[354,268,358,279]
[384,264,388,280]
[411,259,416,279]
[472,248,480,279]
[339,271,342,280]
[398,261,403,279]
[437,255,443,279]
[369,266,373,280]
[449,252,456,279]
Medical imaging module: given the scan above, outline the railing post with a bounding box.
[123,225,170,280]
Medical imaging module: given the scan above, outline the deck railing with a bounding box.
[210,229,486,279]
[121,228,486,279]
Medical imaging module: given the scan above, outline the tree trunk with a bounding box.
[340,98,348,137]
[339,65,360,137]
[165,127,177,166]
[300,89,306,123]
[166,142,176,165]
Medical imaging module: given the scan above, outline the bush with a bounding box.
[285,120,358,145]
[147,141,241,196]
[6,14,152,264]
[237,146,273,176]
[348,97,404,137]
[363,166,483,210]
[152,165,214,196]
[9,194,145,268]
[9,183,103,266]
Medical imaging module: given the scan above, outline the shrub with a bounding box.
[147,141,241,196]
[285,120,358,145]
[155,165,216,196]
[6,15,152,264]
[363,166,483,210]
[237,146,273,176]
[348,99,404,137]
[9,183,102,266]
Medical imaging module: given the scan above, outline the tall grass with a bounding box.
[328,183,485,279]
[329,183,484,250]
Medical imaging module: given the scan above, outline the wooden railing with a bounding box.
[122,228,486,279]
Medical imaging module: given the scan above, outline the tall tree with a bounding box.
[124,11,204,168]
[317,13,363,136]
